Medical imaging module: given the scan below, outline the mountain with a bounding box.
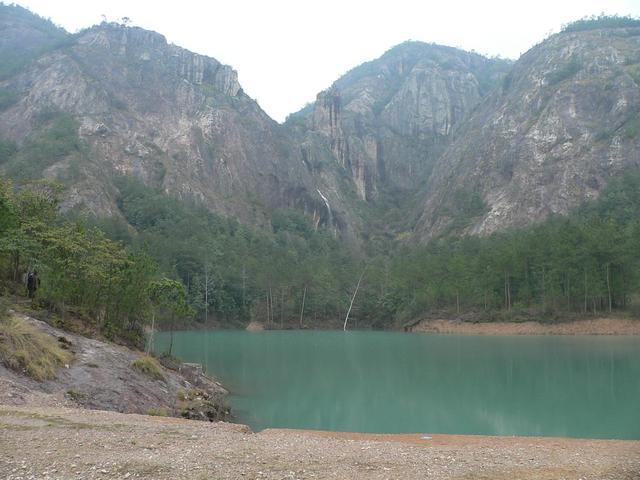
[1,5,639,246]
[289,41,510,204]
[415,20,640,239]
[0,5,336,232]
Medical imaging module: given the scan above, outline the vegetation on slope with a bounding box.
[562,15,640,33]
[0,3,73,80]
[2,161,640,335]
[0,314,72,380]
[0,178,167,345]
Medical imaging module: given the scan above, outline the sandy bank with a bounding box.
[410,317,640,335]
[1,405,639,479]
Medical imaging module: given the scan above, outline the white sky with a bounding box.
[12,0,640,122]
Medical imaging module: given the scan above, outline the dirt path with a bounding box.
[410,318,640,335]
[1,405,639,480]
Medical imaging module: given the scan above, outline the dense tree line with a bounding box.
[2,170,639,334]
[96,177,365,328]
[0,178,186,344]
[562,15,640,33]
[94,172,640,329]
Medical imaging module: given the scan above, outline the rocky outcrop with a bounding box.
[416,25,640,239]
[296,42,511,202]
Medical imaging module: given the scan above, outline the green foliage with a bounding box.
[622,113,640,139]
[562,15,640,33]
[0,178,158,343]
[547,55,582,85]
[131,355,165,380]
[271,208,313,238]
[110,177,358,327]
[0,89,18,111]
[4,110,82,182]
[0,4,73,80]
[147,407,169,416]
[0,138,17,164]
[386,170,640,321]
[0,315,73,380]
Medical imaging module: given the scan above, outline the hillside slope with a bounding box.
[0,6,340,232]
[415,23,640,239]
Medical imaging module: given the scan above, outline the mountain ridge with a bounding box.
[1,4,639,246]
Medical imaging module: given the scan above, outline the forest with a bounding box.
[1,169,639,340]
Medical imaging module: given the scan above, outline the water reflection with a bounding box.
[155,331,640,439]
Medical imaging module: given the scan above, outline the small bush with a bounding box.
[131,355,164,380]
[0,316,73,380]
[66,388,86,402]
[147,408,168,417]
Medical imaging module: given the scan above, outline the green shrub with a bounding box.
[131,355,165,380]
[147,408,168,416]
[547,55,581,85]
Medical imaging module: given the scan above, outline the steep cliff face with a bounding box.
[294,42,511,202]
[416,25,640,239]
[0,9,344,233]
[3,6,638,245]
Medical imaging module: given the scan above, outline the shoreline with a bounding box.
[409,317,640,335]
[275,427,639,444]
[2,404,639,479]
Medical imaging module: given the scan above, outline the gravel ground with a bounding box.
[1,405,639,480]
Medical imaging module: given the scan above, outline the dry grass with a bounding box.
[131,355,165,381]
[0,315,73,380]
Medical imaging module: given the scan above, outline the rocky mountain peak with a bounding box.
[415,22,640,239]
[76,23,242,98]
[298,41,511,202]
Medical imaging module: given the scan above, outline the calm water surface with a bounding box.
[154,331,640,439]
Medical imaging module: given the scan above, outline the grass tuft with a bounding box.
[0,315,73,380]
[131,355,165,381]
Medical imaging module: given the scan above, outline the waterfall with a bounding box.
[316,189,333,227]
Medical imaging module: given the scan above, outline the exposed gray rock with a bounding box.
[415,26,640,239]
[296,42,511,203]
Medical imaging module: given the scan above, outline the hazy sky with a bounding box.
[13,0,640,122]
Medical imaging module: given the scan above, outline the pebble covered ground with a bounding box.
[1,405,639,480]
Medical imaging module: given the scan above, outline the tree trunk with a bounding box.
[280,287,284,329]
[583,270,588,314]
[606,263,612,313]
[299,285,307,329]
[541,266,546,311]
[204,265,209,323]
[168,314,175,356]
[456,289,460,315]
[13,250,20,282]
[242,264,246,308]
[146,312,156,355]
[265,290,270,325]
[344,268,366,331]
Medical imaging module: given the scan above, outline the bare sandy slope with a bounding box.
[1,405,639,480]
[410,318,640,335]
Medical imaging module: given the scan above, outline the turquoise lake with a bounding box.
[154,331,640,439]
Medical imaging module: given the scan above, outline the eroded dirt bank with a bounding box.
[0,311,227,418]
[1,405,639,480]
[410,317,640,335]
